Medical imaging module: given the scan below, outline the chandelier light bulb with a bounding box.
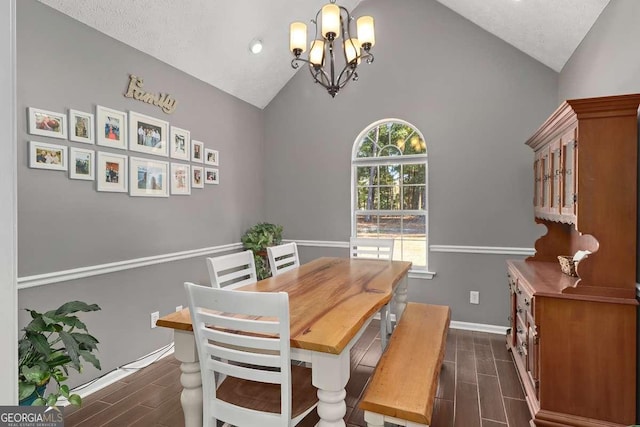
[290,22,307,54]
[321,3,341,40]
[357,16,375,48]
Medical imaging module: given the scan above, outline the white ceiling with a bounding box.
[38,0,610,109]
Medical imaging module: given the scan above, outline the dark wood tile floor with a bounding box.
[64,323,531,426]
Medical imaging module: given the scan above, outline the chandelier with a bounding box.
[289,0,375,97]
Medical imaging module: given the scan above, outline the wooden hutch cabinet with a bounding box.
[506,94,640,427]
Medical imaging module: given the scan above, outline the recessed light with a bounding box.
[249,39,263,54]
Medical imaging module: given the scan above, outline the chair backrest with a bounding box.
[267,242,300,276]
[206,250,257,289]
[349,237,395,260]
[184,282,292,427]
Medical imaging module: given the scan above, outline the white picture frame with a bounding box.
[170,126,190,161]
[205,167,219,185]
[191,165,204,189]
[96,151,128,193]
[96,105,127,150]
[170,163,191,195]
[130,156,170,197]
[68,109,95,144]
[129,111,169,157]
[204,148,219,166]
[69,147,95,180]
[29,141,67,171]
[191,140,204,163]
[28,107,67,139]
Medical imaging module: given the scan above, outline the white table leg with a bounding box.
[394,274,409,323]
[312,350,350,427]
[174,330,202,427]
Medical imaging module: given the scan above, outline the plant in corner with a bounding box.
[241,222,284,279]
[18,300,101,407]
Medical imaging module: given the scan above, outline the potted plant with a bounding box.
[18,300,101,407]
[241,222,283,279]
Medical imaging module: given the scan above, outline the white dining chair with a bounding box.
[267,242,300,276]
[349,237,395,349]
[184,282,318,427]
[206,250,257,289]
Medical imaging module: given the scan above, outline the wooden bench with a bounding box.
[359,303,451,427]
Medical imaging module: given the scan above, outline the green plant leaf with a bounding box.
[46,394,58,407]
[68,394,82,407]
[21,365,50,385]
[55,301,100,316]
[18,382,36,400]
[79,350,101,370]
[58,331,81,371]
[32,397,46,406]
[26,332,51,358]
[71,333,99,350]
[59,385,70,398]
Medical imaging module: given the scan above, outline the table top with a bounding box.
[157,256,411,354]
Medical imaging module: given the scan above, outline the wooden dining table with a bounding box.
[157,256,411,427]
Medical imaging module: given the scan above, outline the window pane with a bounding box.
[357,137,375,158]
[379,145,403,157]
[356,214,379,237]
[405,135,426,155]
[402,185,426,210]
[401,237,427,267]
[357,186,379,210]
[378,215,402,239]
[379,186,400,210]
[357,166,378,186]
[402,164,425,184]
[378,164,400,186]
[404,215,426,235]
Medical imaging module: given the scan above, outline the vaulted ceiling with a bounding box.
[38,0,610,109]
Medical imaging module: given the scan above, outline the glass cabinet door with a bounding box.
[561,128,577,221]
[540,148,549,214]
[550,141,561,215]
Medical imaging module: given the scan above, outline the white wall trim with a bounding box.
[0,0,17,405]
[430,245,534,256]
[17,242,243,289]
[288,239,349,248]
[288,239,534,257]
[450,321,508,335]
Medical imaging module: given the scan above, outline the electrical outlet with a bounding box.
[150,311,159,328]
[176,305,183,312]
[470,291,479,305]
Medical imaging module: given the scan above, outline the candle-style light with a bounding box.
[289,0,375,97]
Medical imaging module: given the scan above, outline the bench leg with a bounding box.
[363,411,385,427]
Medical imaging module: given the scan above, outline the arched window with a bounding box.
[351,119,429,269]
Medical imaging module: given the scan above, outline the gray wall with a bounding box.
[264,0,558,326]
[17,0,264,386]
[558,0,640,102]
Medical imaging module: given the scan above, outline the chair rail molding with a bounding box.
[18,242,243,289]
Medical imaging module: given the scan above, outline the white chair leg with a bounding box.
[364,411,385,427]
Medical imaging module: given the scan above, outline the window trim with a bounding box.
[350,118,430,271]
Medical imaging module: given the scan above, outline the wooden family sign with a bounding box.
[124,75,177,114]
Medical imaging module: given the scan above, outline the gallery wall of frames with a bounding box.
[27,105,220,197]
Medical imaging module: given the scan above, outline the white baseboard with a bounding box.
[450,320,508,335]
[58,343,175,406]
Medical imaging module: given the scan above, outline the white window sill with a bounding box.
[408,269,436,280]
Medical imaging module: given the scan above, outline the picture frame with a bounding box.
[28,107,67,139]
[96,105,127,150]
[191,165,204,189]
[170,126,190,161]
[29,141,67,171]
[191,140,204,163]
[204,148,219,166]
[68,109,95,144]
[96,151,128,193]
[170,163,191,195]
[69,147,95,180]
[130,156,169,197]
[205,167,219,185]
[129,111,169,157]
